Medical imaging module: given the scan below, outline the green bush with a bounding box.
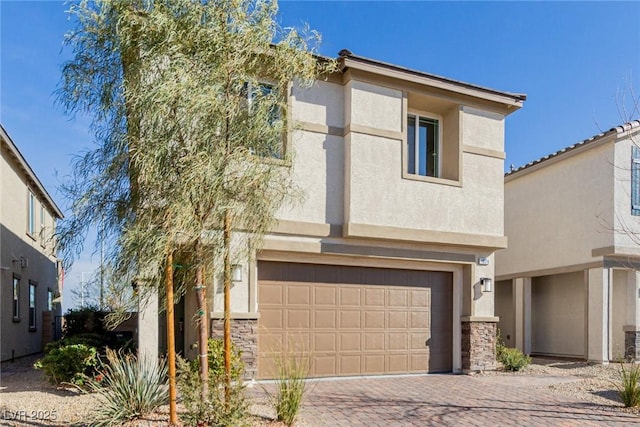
[34,343,98,385]
[496,329,530,371]
[177,338,247,427]
[615,363,640,407]
[268,352,310,426]
[499,347,531,371]
[86,349,168,426]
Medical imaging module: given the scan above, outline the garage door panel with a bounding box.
[314,333,336,352]
[314,310,336,328]
[388,289,408,307]
[410,312,429,329]
[339,310,360,328]
[314,355,337,376]
[364,311,385,329]
[287,285,310,305]
[314,286,336,305]
[286,309,310,329]
[411,289,430,307]
[388,332,408,350]
[260,283,284,305]
[258,262,453,378]
[340,333,361,351]
[365,332,385,350]
[387,354,409,372]
[339,287,361,306]
[365,288,385,307]
[388,311,408,329]
[340,355,361,375]
[364,354,384,373]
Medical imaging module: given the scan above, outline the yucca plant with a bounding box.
[86,348,168,426]
[615,363,640,407]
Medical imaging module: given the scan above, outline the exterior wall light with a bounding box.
[231,264,243,282]
[480,277,493,293]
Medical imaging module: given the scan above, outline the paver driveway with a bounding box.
[254,373,640,426]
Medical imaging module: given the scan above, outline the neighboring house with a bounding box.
[495,120,640,363]
[168,50,525,379]
[1,124,64,361]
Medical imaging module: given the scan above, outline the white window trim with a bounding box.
[27,190,36,238]
[407,108,442,178]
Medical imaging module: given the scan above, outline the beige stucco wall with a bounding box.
[531,272,585,358]
[1,143,61,361]
[613,135,640,251]
[495,280,515,348]
[497,141,615,278]
[612,269,627,360]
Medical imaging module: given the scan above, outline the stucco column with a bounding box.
[624,269,640,361]
[513,277,530,354]
[523,277,532,355]
[138,288,159,362]
[587,267,611,363]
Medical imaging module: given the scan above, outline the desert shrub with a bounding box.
[34,343,98,385]
[495,329,530,372]
[85,349,168,426]
[615,363,640,407]
[268,352,310,426]
[499,347,531,371]
[177,338,247,427]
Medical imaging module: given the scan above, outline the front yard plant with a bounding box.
[34,343,98,385]
[496,330,531,372]
[177,338,247,426]
[266,350,311,426]
[614,363,640,407]
[86,349,168,426]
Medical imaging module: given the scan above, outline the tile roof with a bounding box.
[506,120,640,177]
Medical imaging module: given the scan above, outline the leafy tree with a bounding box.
[57,0,334,407]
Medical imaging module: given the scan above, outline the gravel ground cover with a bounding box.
[0,354,636,426]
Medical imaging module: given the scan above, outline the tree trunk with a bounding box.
[195,244,209,399]
[223,210,232,404]
[166,250,178,425]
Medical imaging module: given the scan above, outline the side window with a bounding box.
[40,205,46,247]
[29,281,37,330]
[244,82,284,159]
[27,191,35,236]
[632,146,640,216]
[47,288,53,311]
[407,114,440,178]
[12,275,20,321]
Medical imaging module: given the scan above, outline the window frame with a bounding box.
[404,109,444,181]
[632,146,640,216]
[27,190,36,238]
[12,275,20,321]
[40,205,46,247]
[47,288,53,311]
[29,281,37,331]
[243,80,289,161]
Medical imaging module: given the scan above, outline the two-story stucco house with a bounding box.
[495,120,640,364]
[169,51,525,379]
[1,124,64,361]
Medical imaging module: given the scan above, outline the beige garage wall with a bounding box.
[531,271,585,358]
[495,280,515,348]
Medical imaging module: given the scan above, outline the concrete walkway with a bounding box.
[254,373,640,426]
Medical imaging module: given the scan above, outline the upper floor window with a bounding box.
[29,281,37,330]
[40,205,46,246]
[244,82,284,159]
[28,191,35,236]
[13,276,20,320]
[632,146,640,216]
[407,114,440,178]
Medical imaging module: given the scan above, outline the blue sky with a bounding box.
[2,1,640,310]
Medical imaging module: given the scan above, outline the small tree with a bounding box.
[58,0,335,409]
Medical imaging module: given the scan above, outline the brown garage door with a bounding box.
[257,261,452,378]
